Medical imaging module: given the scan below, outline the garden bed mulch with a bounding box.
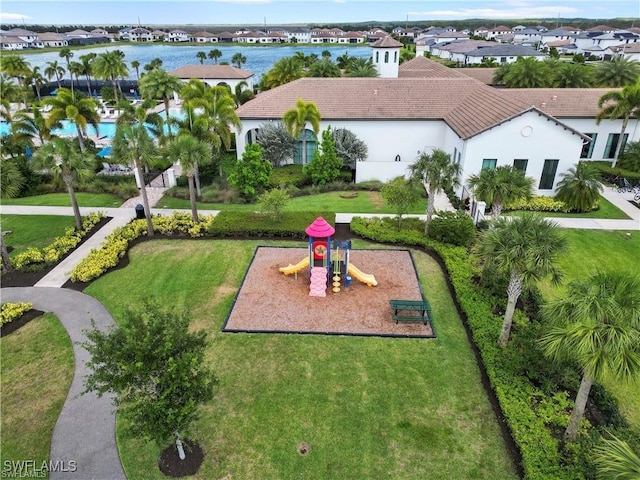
[1,216,113,288]
[0,309,46,338]
[224,247,435,338]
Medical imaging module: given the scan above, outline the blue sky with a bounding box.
[1,0,638,26]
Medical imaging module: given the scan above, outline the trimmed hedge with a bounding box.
[504,196,573,213]
[429,211,476,246]
[349,216,593,480]
[1,302,33,326]
[588,161,640,184]
[208,211,336,239]
[12,212,105,272]
[70,213,214,283]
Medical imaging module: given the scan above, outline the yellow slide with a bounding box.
[279,257,309,275]
[347,263,378,286]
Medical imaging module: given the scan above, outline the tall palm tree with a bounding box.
[112,122,158,237]
[408,148,461,236]
[0,76,20,121]
[139,68,182,127]
[12,106,60,145]
[503,57,551,88]
[130,60,140,81]
[262,56,304,90]
[69,61,86,96]
[539,271,640,442]
[593,433,640,479]
[44,88,100,152]
[143,57,163,73]
[27,66,45,102]
[59,47,74,93]
[554,162,603,212]
[93,50,129,103]
[34,137,94,230]
[208,49,222,64]
[233,80,254,106]
[344,57,378,77]
[553,63,593,88]
[466,165,535,217]
[283,99,321,166]
[45,60,65,89]
[595,57,640,87]
[166,134,212,222]
[596,80,640,167]
[475,214,567,348]
[308,58,341,78]
[196,51,206,65]
[79,53,96,95]
[231,52,247,69]
[0,54,31,107]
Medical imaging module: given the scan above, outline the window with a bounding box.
[539,159,559,190]
[580,133,597,159]
[453,147,458,163]
[500,56,507,63]
[513,159,528,173]
[482,159,497,170]
[375,51,379,62]
[604,133,629,159]
[384,51,389,63]
[394,51,398,63]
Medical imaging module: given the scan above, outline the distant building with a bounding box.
[169,64,254,91]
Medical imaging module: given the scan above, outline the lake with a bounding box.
[21,44,372,82]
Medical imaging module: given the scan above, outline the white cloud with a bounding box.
[0,12,32,21]
[408,5,580,19]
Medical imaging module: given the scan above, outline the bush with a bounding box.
[257,188,290,221]
[1,302,32,326]
[588,161,640,184]
[268,164,309,188]
[504,196,572,213]
[428,211,476,246]
[209,211,335,239]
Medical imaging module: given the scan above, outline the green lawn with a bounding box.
[0,314,74,471]
[157,191,425,214]
[541,229,640,429]
[507,196,630,219]
[0,215,75,257]
[86,239,517,480]
[1,192,122,207]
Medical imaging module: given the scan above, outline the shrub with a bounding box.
[504,196,572,213]
[209,211,335,239]
[303,128,343,186]
[257,188,290,222]
[228,144,272,198]
[1,302,33,326]
[268,164,309,188]
[428,211,476,246]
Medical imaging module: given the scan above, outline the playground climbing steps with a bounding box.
[309,267,327,297]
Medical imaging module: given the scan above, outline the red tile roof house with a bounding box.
[169,64,254,92]
[234,54,638,197]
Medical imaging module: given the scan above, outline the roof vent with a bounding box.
[552,95,558,101]
[374,89,378,95]
[541,102,547,108]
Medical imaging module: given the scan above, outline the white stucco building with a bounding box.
[169,64,254,91]
[234,54,638,197]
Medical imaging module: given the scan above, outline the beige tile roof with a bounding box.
[170,64,253,80]
[456,68,497,84]
[371,36,403,48]
[398,56,468,78]
[500,88,617,117]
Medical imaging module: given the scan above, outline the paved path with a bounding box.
[0,287,125,480]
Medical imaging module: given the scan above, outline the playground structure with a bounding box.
[279,217,377,297]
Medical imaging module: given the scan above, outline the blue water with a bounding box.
[20,44,371,82]
[1,120,117,138]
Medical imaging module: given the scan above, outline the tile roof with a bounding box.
[438,39,495,53]
[500,88,617,117]
[169,64,254,80]
[38,32,69,41]
[465,44,545,57]
[398,56,469,78]
[456,68,497,84]
[371,36,403,48]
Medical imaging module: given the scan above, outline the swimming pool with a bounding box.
[1,120,117,139]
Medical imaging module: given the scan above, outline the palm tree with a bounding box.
[93,51,129,103]
[0,160,25,199]
[231,52,247,69]
[26,66,45,102]
[503,57,551,88]
[139,68,182,127]
[208,49,222,64]
[492,62,512,85]
[79,53,96,95]
[308,58,341,78]
[554,162,603,212]
[166,134,212,222]
[131,60,140,81]
[59,47,74,93]
[466,165,535,217]
[45,60,65,89]
[68,61,86,95]
[539,271,640,442]
[475,214,567,348]
[619,140,640,172]
[262,56,304,90]
[408,148,461,236]
[34,137,94,230]
[0,76,20,121]
[143,58,163,73]
[593,433,640,479]
[44,88,99,152]
[112,122,158,237]
[0,54,31,107]
[553,63,593,88]
[596,80,640,167]
[233,80,254,106]
[321,50,332,59]
[12,106,60,145]
[336,52,353,70]
[595,57,640,87]
[283,99,321,165]
[344,57,378,77]
[196,51,206,65]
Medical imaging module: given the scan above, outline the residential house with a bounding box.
[473,27,489,37]
[434,31,469,44]
[432,40,495,62]
[513,28,542,44]
[169,64,254,91]
[191,31,218,43]
[287,28,311,43]
[485,25,511,40]
[608,42,640,62]
[0,36,29,50]
[64,29,92,38]
[311,29,338,43]
[463,44,546,65]
[540,27,578,45]
[592,31,640,52]
[129,28,153,42]
[118,27,132,40]
[235,31,286,43]
[166,29,189,42]
[337,31,365,44]
[216,32,235,43]
[3,28,42,48]
[38,32,69,48]
[151,30,167,41]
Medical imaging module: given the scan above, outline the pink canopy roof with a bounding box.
[305,217,335,237]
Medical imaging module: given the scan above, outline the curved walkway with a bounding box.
[1,287,125,480]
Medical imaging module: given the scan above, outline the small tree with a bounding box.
[256,121,297,167]
[332,128,368,169]
[228,143,272,198]
[467,165,535,217]
[83,300,217,457]
[381,176,421,229]
[593,433,640,479]
[303,127,343,186]
[258,188,290,222]
[554,162,603,212]
[618,141,640,173]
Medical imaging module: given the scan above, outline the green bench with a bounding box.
[389,299,432,325]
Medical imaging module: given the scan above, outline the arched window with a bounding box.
[394,51,398,63]
[245,128,259,145]
[375,51,379,62]
[384,51,389,63]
